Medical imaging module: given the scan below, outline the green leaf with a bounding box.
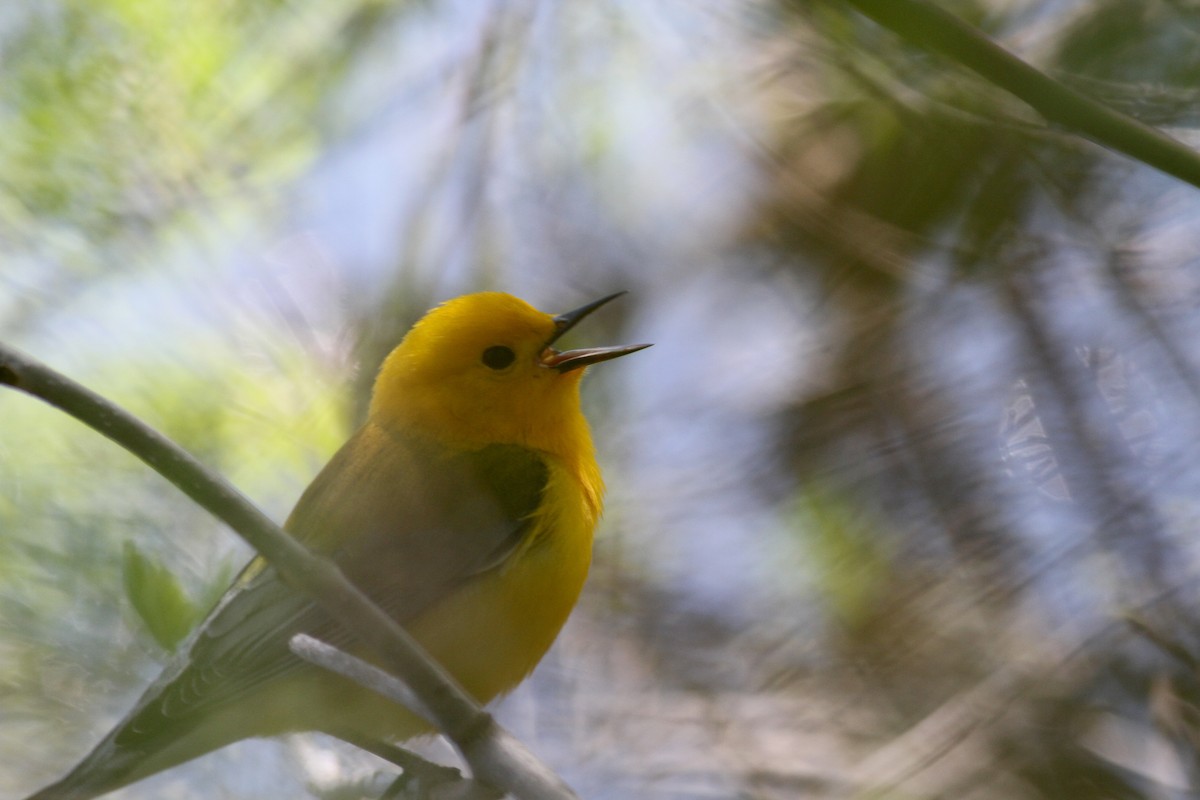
[121,541,201,653]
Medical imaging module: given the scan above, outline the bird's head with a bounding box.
[369,292,649,457]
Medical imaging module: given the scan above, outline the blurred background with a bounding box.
[5,0,1200,797]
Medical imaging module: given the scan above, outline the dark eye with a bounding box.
[482,345,516,370]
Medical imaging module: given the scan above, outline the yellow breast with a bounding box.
[404,458,596,704]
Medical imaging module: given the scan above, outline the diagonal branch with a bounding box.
[291,634,505,800]
[839,0,1200,190]
[0,344,579,800]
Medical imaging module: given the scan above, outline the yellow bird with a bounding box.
[25,291,648,800]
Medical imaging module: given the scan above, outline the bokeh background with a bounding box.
[6,1,1200,798]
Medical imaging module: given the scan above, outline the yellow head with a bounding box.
[369,292,648,461]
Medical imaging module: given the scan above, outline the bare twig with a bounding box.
[291,634,437,726]
[293,634,506,800]
[1125,614,1200,673]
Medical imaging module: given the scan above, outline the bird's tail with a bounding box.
[22,741,144,800]
[25,713,210,800]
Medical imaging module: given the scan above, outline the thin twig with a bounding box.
[291,634,435,726]
[1125,614,1200,673]
[293,635,505,800]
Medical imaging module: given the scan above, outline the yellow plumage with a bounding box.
[25,291,647,800]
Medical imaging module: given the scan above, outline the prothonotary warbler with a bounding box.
[24,291,649,800]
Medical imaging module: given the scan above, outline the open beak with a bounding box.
[541,291,651,374]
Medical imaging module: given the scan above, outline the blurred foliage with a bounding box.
[6,0,1200,799]
[0,0,394,336]
[0,0,370,227]
[789,484,893,635]
[752,0,1200,797]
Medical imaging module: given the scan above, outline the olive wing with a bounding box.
[115,423,549,746]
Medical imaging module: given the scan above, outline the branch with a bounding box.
[0,344,580,800]
[1125,613,1200,673]
[291,634,436,727]
[292,634,569,800]
[839,0,1200,190]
